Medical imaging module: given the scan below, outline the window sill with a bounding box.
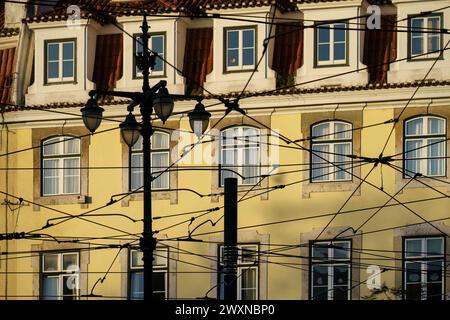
[395,176,450,194]
[44,80,77,86]
[302,179,361,199]
[33,194,89,211]
[313,62,349,69]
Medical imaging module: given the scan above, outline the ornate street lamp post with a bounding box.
[81,15,211,300]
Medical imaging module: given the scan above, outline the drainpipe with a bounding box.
[265,10,270,79]
[1,115,10,300]
[84,18,90,91]
[174,17,181,86]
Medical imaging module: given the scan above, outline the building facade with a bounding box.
[0,0,449,300]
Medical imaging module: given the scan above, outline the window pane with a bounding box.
[242,48,254,66]
[333,286,348,300]
[243,127,259,145]
[228,31,239,49]
[334,122,351,140]
[427,138,445,176]
[333,242,350,259]
[318,44,330,62]
[62,61,74,78]
[42,276,59,300]
[63,42,74,60]
[48,61,59,79]
[405,261,422,283]
[131,250,144,268]
[132,136,143,151]
[428,118,445,135]
[406,283,422,300]
[154,248,168,267]
[48,43,59,61]
[312,286,328,300]
[427,261,442,282]
[334,42,346,61]
[227,49,239,67]
[241,268,257,300]
[63,158,80,194]
[43,159,59,195]
[429,35,440,52]
[412,37,423,55]
[43,138,60,156]
[406,118,423,136]
[334,24,346,42]
[312,243,329,260]
[152,132,169,149]
[152,152,169,189]
[334,143,351,180]
[241,246,258,263]
[312,265,329,286]
[243,30,254,48]
[318,25,330,43]
[221,149,237,184]
[62,253,78,271]
[43,254,59,272]
[426,238,443,256]
[405,239,422,257]
[333,265,349,287]
[152,36,164,54]
[153,272,166,298]
[312,144,329,181]
[312,123,330,141]
[130,153,143,190]
[405,140,422,176]
[243,147,259,184]
[64,138,80,154]
[62,275,78,297]
[427,282,443,300]
[130,272,144,300]
[411,18,423,35]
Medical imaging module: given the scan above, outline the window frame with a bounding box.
[402,236,446,300]
[41,135,81,196]
[128,247,169,300]
[407,13,444,61]
[219,125,261,187]
[129,131,171,191]
[40,251,80,300]
[309,240,352,300]
[314,22,349,68]
[44,38,77,85]
[403,115,447,178]
[133,32,167,79]
[223,26,257,73]
[217,243,260,300]
[310,120,353,183]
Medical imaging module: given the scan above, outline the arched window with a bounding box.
[41,136,81,196]
[130,131,170,190]
[220,126,260,186]
[404,116,446,177]
[311,121,352,182]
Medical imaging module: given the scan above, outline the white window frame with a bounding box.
[316,23,347,66]
[310,240,351,300]
[220,126,261,186]
[218,244,259,300]
[130,132,170,191]
[409,15,442,59]
[46,40,75,83]
[41,252,80,300]
[135,33,165,77]
[311,121,352,182]
[403,237,445,300]
[42,136,81,196]
[129,248,168,300]
[225,27,256,72]
[404,116,447,177]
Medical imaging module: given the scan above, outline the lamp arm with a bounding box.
[88,90,143,102]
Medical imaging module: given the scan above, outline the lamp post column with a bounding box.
[139,14,155,302]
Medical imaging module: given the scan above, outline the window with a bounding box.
[310,241,351,300]
[404,237,445,300]
[129,248,168,300]
[41,136,80,196]
[130,132,170,190]
[41,252,79,300]
[218,244,259,300]
[404,116,446,177]
[46,40,75,83]
[315,23,347,66]
[409,15,442,59]
[220,126,260,186]
[135,33,165,77]
[311,121,352,182]
[225,27,256,71]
